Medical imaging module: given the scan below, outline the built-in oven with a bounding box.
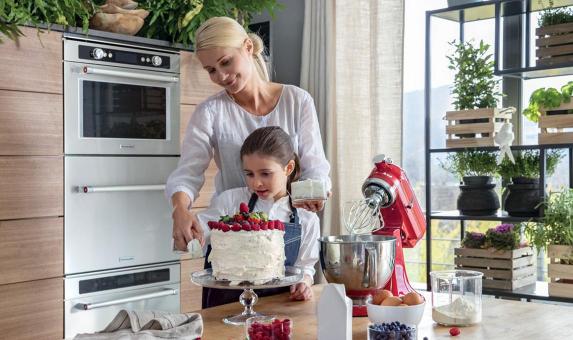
[65,263,180,338]
[64,38,180,155]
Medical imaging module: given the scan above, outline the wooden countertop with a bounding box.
[195,284,573,339]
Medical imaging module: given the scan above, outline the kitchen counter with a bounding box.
[196,284,573,339]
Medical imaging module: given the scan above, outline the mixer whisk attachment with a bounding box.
[344,198,384,234]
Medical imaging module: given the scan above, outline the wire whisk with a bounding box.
[344,198,384,235]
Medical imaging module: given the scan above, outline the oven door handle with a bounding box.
[77,288,178,311]
[79,184,166,193]
[82,66,179,83]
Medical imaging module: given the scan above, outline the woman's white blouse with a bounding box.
[165,84,331,203]
[196,187,320,281]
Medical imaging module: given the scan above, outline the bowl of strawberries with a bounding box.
[245,316,292,340]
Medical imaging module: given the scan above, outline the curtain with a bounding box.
[300,0,405,238]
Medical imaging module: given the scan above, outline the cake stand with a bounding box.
[191,266,303,325]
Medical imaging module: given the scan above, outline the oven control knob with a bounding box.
[151,56,163,66]
[92,48,106,60]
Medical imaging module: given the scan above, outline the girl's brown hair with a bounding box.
[240,126,301,193]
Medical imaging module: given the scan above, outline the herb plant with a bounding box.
[485,224,520,250]
[461,231,486,249]
[497,149,564,180]
[526,189,573,250]
[440,150,499,179]
[538,0,573,27]
[522,81,573,123]
[447,40,502,110]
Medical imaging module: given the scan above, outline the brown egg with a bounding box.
[381,296,402,306]
[372,289,394,305]
[402,292,424,306]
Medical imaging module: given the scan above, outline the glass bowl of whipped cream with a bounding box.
[430,270,483,326]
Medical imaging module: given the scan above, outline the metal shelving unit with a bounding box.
[424,0,573,300]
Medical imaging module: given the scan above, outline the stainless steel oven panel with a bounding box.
[65,156,180,274]
[65,263,180,338]
[64,62,180,155]
[64,38,180,73]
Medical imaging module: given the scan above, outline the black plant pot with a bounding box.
[457,176,500,216]
[504,177,543,217]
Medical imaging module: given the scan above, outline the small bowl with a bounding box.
[366,297,425,326]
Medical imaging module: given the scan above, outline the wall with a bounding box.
[252,0,305,86]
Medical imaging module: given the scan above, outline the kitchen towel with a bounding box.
[73,310,203,340]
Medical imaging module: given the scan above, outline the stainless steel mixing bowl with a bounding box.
[319,235,396,292]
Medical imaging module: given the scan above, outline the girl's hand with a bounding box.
[172,206,204,251]
[292,191,332,212]
[289,275,313,301]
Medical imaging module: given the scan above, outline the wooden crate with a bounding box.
[548,245,573,298]
[536,22,573,66]
[445,108,511,148]
[455,247,536,290]
[538,101,573,145]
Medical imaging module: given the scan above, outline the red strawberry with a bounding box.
[260,222,268,230]
[239,202,249,214]
[218,222,226,229]
[449,327,460,336]
[231,224,241,232]
[207,221,217,229]
[268,220,275,230]
[251,223,260,231]
[242,223,252,231]
[234,214,244,222]
[220,224,230,232]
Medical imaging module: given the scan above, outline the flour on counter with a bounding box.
[432,296,481,325]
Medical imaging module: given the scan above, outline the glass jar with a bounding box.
[430,270,483,326]
[245,316,293,340]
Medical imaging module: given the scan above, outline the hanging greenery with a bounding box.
[0,0,96,43]
[0,0,282,46]
[137,0,282,46]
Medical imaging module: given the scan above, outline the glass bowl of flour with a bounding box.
[430,270,483,326]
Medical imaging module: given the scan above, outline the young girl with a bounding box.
[194,126,320,308]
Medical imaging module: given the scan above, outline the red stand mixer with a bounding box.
[320,154,426,316]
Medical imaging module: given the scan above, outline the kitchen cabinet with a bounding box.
[0,90,63,155]
[0,156,63,220]
[0,217,63,285]
[180,51,222,105]
[0,278,63,340]
[0,26,62,94]
[0,27,64,340]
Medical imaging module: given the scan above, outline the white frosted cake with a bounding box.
[291,179,327,201]
[207,203,286,284]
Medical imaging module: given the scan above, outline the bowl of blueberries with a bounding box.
[368,322,416,340]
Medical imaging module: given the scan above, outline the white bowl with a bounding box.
[366,298,425,326]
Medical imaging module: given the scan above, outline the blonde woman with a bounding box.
[167,17,331,251]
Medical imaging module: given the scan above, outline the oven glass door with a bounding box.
[82,80,167,140]
[65,62,180,155]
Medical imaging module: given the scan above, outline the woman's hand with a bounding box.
[289,275,313,301]
[292,191,332,212]
[172,206,204,251]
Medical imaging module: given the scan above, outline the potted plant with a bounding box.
[498,150,564,217]
[526,189,573,297]
[445,40,505,146]
[456,224,536,290]
[522,81,573,144]
[440,150,500,216]
[536,0,573,66]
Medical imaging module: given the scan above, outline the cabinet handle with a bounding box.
[79,184,166,193]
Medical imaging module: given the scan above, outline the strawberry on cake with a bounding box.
[206,202,287,284]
